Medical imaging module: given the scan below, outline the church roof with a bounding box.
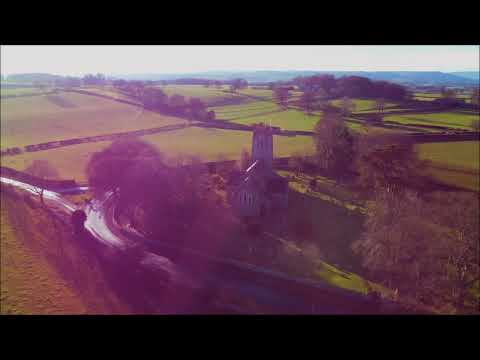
[228,159,288,195]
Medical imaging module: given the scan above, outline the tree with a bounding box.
[375,98,385,114]
[141,87,167,110]
[188,97,207,121]
[440,87,456,99]
[230,78,248,92]
[313,113,354,177]
[340,96,356,116]
[352,189,479,313]
[273,86,291,109]
[87,139,164,197]
[168,94,187,115]
[471,88,480,106]
[288,152,303,177]
[24,160,59,205]
[206,110,216,121]
[354,134,429,195]
[299,90,315,114]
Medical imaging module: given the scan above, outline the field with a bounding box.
[1,91,184,149]
[3,127,315,181]
[413,92,472,102]
[417,141,480,191]
[210,100,281,120]
[331,98,400,113]
[159,85,246,106]
[1,87,51,98]
[385,111,479,130]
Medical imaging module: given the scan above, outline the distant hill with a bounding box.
[6,70,477,87]
[112,70,479,86]
[4,73,65,84]
[449,71,479,81]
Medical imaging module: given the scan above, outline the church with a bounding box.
[227,124,289,226]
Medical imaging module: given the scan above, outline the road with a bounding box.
[1,176,405,314]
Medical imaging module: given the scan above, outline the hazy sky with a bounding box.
[1,45,478,76]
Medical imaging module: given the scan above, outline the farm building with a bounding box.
[227,124,288,227]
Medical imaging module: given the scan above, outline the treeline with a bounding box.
[111,80,216,121]
[289,74,409,101]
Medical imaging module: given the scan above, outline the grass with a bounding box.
[0,91,184,149]
[416,141,480,191]
[159,85,247,106]
[1,87,52,97]
[385,111,480,130]
[331,98,400,113]
[0,196,88,314]
[143,127,315,161]
[3,127,315,182]
[1,190,131,314]
[210,100,281,120]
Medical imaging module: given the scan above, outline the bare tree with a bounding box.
[24,160,59,205]
[273,86,291,110]
[375,98,385,114]
[313,112,354,177]
[353,189,479,313]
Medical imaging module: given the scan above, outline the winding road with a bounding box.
[1,175,407,314]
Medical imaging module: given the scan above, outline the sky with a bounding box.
[1,45,478,76]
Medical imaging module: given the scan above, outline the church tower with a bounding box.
[251,124,274,169]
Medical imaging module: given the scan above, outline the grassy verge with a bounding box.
[0,190,130,314]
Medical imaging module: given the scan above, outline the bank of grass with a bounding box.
[0,191,130,314]
[210,100,281,120]
[0,196,88,314]
[385,111,479,130]
[1,91,184,149]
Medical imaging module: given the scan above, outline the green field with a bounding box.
[1,91,184,149]
[417,141,480,191]
[210,100,281,120]
[3,127,315,181]
[1,87,51,98]
[385,111,479,130]
[413,92,472,103]
[233,109,320,131]
[331,98,400,113]
[417,141,480,170]
[158,85,246,106]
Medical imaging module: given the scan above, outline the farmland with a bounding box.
[413,92,472,102]
[417,141,480,191]
[3,127,315,181]
[384,111,479,130]
[159,85,247,106]
[331,98,400,113]
[1,91,184,149]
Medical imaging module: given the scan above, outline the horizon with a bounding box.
[1,45,478,77]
